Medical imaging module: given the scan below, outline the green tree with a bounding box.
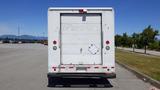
[115,34,122,47]
[148,41,159,50]
[121,33,128,47]
[141,25,159,53]
[132,33,139,52]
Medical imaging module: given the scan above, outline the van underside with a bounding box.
[47,73,116,78]
[47,73,116,87]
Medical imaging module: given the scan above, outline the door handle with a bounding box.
[80,48,83,54]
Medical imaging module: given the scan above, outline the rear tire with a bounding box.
[89,84,97,87]
[63,84,71,87]
[48,77,56,87]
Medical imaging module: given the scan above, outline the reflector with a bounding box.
[53,46,57,50]
[69,67,74,68]
[106,46,110,50]
[94,67,99,68]
[102,66,108,68]
[60,67,65,69]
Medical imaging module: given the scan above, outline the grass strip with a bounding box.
[116,49,160,81]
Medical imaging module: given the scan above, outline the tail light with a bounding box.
[53,40,57,44]
[106,40,110,45]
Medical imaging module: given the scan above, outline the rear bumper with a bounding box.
[47,73,116,79]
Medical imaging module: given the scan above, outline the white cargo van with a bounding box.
[48,7,116,86]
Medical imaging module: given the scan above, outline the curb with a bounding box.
[116,61,160,89]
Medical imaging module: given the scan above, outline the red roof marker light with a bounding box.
[79,9,87,13]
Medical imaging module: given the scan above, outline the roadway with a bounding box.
[0,44,155,90]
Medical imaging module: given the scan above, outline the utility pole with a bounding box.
[18,25,20,40]
[43,32,45,38]
[17,25,21,44]
[42,32,45,44]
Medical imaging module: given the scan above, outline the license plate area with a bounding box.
[76,67,87,71]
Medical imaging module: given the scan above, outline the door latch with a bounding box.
[80,48,83,54]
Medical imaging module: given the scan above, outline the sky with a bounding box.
[0,0,160,37]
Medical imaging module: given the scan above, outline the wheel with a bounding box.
[104,84,113,88]
[89,84,97,87]
[63,84,71,87]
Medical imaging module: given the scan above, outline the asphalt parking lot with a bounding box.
[0,44,154,90]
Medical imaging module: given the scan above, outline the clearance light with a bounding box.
[79,9,87,13]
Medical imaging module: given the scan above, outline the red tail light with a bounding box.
[53,40,57,44]
[106,40,110,44]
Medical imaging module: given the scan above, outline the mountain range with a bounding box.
[0,35,47,40]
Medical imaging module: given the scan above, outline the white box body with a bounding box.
[48,7,115,78]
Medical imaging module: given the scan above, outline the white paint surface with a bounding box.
[48,7,115,74]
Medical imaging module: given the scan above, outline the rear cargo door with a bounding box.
[61,13,102,65]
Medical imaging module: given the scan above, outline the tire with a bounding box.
[89,84,97,87]
[63,84,71,87]
[48,77,56,87]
